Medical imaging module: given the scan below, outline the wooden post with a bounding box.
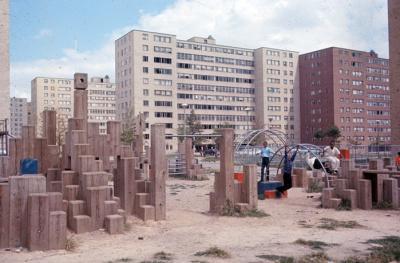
[149,124,166,220]
[243,164,258,209]
[43,110,57,145]
[214,129,235,212]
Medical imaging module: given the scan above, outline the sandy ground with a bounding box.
[1,167,400,263]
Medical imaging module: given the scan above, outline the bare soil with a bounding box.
[1,174,400,263]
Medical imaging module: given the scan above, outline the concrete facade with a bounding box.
[0,0,10,123]
[115,30,300,152]
[299,47,390,145]
[87,76,116,134]
[10,97,29,137]
[389,0,400,145]
[31,76,116,137]
[31,77,74,138]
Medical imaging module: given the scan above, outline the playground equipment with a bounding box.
[234,129,333,187]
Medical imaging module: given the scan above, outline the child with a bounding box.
[396,152,400,171]
[277,145,299,194]
[260,141,273,181]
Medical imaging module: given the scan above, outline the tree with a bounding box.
[177,109,204,145]
[120,109,136,145]
[56,114,68,148]
[325,125,342,141]
[313,130,325,140]
[121,127,135,145]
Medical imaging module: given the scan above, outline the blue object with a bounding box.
[258,181,283,195]
[20,159,38,175]
[260,147,272,157]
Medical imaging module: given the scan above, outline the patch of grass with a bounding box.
[219,200,269,218]
[203,156,217,162]
[294,239,337,250]
[307,180,323,193]
[337,199,352,211]
[364,236,400,262]
[342,239,400,263]
[317,218,363,230]
[107,258,134,263]
[297,252,330,263]
[298,220,313,228]
[194,247,231,259]
[153,251,173,261]
[241,209,270,218]
[256,254,294,263]
[373,201,393,210]
[65,235,78,252]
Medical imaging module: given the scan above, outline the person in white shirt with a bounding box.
[323,140,341,174]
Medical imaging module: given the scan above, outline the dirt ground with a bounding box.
[1,169,400,263]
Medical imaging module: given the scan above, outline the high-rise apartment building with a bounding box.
[0,0,10,123]
[31,77,74,137]
[88,76,116,134]
[115,30,300,151]
[10,97,29,137]
[299,47,390,145]
[31,76,116,137]
[389,0,400,146]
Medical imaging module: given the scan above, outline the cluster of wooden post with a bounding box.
[209,129,258,213]
[114,124,166,221]
[0,176,66,251]
[322,159,400,210]
[177,138,208,180]
[0,73,168,251]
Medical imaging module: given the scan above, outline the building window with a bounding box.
[143,67,149,73]
[143,45,149,51]
[143,56,148,62]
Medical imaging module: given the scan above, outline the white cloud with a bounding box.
[34,29,52,39]
[11,0,388,99]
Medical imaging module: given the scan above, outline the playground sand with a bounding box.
[1,176,400,263]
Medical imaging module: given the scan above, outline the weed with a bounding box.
[219,200,269,217]
[153,251,173,261]
[307,180,323,193]
[124,222,132,232]
[373,201,393,210]
[194,247,231,258]
[318,218,363,230]
[297,252,330,263]
[65,235,78,252]
[337,199,352,211]
[256,254,294,263]
[294,239,337,250]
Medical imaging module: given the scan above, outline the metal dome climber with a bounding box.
[270,144,332,188]
[234,129,332,188]
[234,128,289,166]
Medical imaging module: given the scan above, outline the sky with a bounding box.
[10,0,389,99]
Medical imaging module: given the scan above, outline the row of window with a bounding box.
[177,83,254,94]
[177,113,255,122]
[177,73,253,83]
[176,103,252,112]
[177,53,254,66]
[177,93,255,103]
[177,62,254,74]
[176,41,254,57]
